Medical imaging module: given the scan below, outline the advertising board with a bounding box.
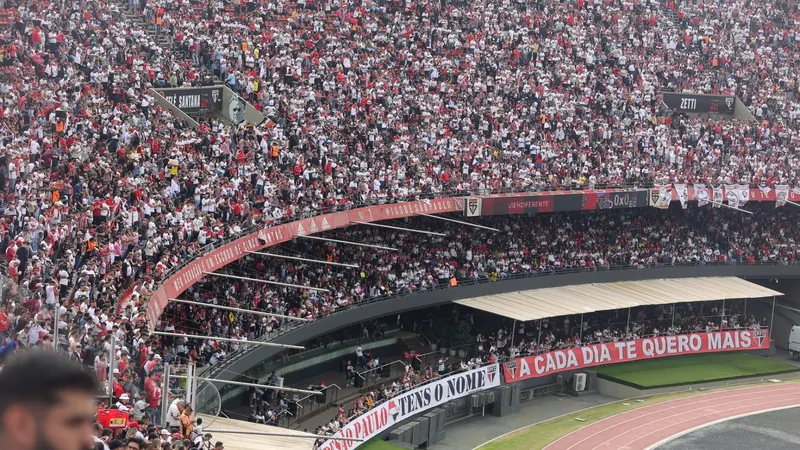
[468,189,649,216]
[662,92,736,115]
[155,87,224,113]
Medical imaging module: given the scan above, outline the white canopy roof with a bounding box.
[454,277,782,322]
[198,415,314,450]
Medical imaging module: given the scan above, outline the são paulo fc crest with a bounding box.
[388,400,399,422]
[485,364,498,384]
[754,330,767,347]
[504,360,518,381]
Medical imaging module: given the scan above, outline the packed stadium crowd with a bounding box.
[0,0,799,445]
[1,203,797,370]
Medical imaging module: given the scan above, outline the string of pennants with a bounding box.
[650,184,800,209]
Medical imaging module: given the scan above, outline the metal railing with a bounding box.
[287,383,342,427]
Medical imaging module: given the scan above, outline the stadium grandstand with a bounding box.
[2,0,800,448]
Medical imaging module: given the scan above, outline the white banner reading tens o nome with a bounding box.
[317,364,501,450]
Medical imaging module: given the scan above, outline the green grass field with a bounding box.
[594,352,799,389]
[358,439,408,450]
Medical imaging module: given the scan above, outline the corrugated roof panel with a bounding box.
[454,277,782,321]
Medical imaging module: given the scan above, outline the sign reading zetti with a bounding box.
[317,365,501,450]
[503,330,769,383]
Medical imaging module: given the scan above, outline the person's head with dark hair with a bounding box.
[107,439,124,450]
[126,437,146,450]
[0,351,98,450]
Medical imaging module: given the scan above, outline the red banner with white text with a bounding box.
[502,329,770,383]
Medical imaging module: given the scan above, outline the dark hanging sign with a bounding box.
[156,87,223,114]
[662,92,736,115]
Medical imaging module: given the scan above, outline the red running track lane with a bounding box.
[545,383,800,450]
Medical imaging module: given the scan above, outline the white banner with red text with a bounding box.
[316,364,501,450]
[503,329,770,383]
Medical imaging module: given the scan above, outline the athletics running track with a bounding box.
[544,383,800,450]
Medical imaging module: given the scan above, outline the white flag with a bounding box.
[651,185,672,209]
[776,185,790,208]
[737,184,750,208]
[712,185,723,208]
[675,184,689,209]
[758,185,772,198]
[695,183,709,207]
[725,184,738,209]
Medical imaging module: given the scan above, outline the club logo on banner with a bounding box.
[650,185,672,209]
[501,330,770,383]
[465,198,482,217]
[776,185,790,208]
[317,365,501,450]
